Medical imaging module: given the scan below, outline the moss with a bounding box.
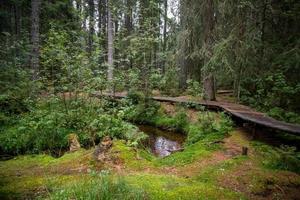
[0,149,93,176]
[247,170,300,195]
[126,173,244,200]
[195,156,248,184]
[112,140,156,170]
[0,174,88,199]
[156,141,212,166]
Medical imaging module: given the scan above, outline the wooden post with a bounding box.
[251,124,257,140]
[242,147,248,156]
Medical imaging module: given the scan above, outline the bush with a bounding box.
[0,96,146,155]
[152,111,188,132]
[268,107,300,124]
[123,92,160,124]
[253,143,300,174]
[0,68,37,126]
[149,69,164,90]
[186,112,233,145]
[187,79,203,97]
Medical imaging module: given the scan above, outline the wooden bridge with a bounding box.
[100,93,300,136]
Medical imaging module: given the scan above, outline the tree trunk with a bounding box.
[163,0,167,52]
[202,0,216,101]
[162,0,168,73]
[98,0,102,36]
[125,0,132,35]
[30,0,41,80]
[107,4,114,92]
[203,74,216,101]
[178,0,188,90]
[88,0,95,57]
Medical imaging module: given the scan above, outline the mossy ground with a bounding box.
[1,104,300,200]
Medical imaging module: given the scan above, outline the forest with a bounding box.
[0,0,300,199]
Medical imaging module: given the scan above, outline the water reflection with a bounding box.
[138,125,186,157]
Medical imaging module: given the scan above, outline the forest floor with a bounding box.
[1,103,300,200]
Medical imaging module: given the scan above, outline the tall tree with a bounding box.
[125,0,133,35]
[30,0,41,80]
[202,0,216,101]
[163,0,168,53]
[178,0,188,89]
[87,0,95,56]
[107,1,114,91]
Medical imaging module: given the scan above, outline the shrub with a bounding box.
[0,96,146,155]
[123,92,160,124]
[268,107,300,124]
[253,143,300,174]
[187,79,203,97]
[186,112,233,145]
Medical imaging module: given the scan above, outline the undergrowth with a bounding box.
[46,171,146,200]
[252,142,300,174]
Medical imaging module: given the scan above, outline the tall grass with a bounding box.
[47,171,146,200]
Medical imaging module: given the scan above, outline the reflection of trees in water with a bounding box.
[138,125,185,157]
[155,136,181,157]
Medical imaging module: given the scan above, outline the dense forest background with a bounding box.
[0,0,300,153]
[1,0,299,118]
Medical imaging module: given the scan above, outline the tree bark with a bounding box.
[178,0,188,90]
[125,0,133,35]
[107,4,114,91]
[203,74,215,101]
[88,0,95,57]
[163,0,167,52]
[30,0,41,80]
[202,0,216,101]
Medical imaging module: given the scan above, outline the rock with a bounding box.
[68,134,81,152]
[94,136,113,162]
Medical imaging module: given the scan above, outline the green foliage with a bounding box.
[0,67,36,126]
[149,69,164,90]
[152,110,188,132]
[0,96,145,155]
[47,171,146,200]
[241,71,300,116]
[253,143,300,174]
[123,91,160,123]
[186,112,233,145]
[160,66,179,96]
[187,79,203,97]
[268,107,300,124]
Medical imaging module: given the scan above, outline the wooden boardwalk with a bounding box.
[101,93,300,135]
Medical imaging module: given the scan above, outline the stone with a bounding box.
[68,134,81,152]
[94,136,113,162]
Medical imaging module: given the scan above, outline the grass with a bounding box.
[47,172,146,200]
[1,105,300,199]
[126,173,244,200]
[1,134,300,200]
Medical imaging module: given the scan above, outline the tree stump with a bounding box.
[68,134,81,152]
[94,136,113,162]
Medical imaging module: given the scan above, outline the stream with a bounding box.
[138,125,186,157]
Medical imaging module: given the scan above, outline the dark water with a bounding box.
[138,125,186,157]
